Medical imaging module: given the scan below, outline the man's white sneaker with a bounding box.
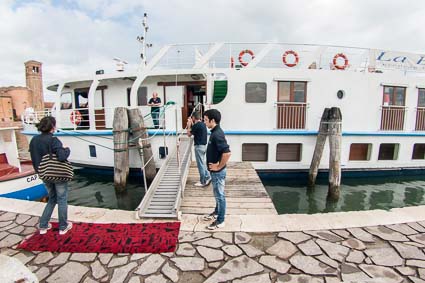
[39,223,52,235]
[207,221,225,230]
[59,222,73,235]
[204,178,212,186]
[194,182,204,187]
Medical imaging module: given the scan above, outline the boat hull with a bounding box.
[0,173,47,201]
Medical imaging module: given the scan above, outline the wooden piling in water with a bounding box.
[327,107,342,200]
[113,107,129,192]
[128,108,157,184]
[308,108,330,187]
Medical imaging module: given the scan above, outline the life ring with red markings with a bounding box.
[282,50,299,67]
[333,53,349,70]
[238,49,255,67]
[70,110,82,125]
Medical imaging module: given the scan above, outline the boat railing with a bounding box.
[275,102,308,129]
[150,42,425,74]
[415,107,425,131]
[380,105,407,131]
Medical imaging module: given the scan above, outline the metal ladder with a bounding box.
[136,136,193,218]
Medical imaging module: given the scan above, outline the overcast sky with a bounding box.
[1,0,424,99]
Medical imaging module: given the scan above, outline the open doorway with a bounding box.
[183,84,206,128]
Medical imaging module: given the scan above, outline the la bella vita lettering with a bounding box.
[377,51,425,65]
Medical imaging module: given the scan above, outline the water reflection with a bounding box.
[263,175,425,214]
[67,170,145,211]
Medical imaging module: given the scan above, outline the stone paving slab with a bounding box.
[3,201,425,282]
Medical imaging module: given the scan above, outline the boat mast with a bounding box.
[137,13,152,68]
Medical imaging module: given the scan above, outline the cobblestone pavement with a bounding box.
[2,210,425,282]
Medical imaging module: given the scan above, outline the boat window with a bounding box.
[418,89,425,107]
[412,144,425,159]
[242,143,268,162]
[60,92,72,110]
[127,87,148,106]
[278,81,307,102]
[378,143,399,160]
[212,80,228,104]
[349,144,372,161]
[383,86,406,106]
[245,83,267,103]
[276,143,302,161]
[89,145,97,158]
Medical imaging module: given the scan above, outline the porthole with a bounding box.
[337,90,345,99]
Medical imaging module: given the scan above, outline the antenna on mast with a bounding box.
[137,13,153,68]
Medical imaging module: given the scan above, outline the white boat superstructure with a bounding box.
[21,42,425,174]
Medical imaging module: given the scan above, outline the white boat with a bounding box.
[20,38,425,176]
[0,127,46,200]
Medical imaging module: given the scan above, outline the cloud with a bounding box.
[1,0,425,100]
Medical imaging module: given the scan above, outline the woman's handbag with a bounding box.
[38,141,74,182]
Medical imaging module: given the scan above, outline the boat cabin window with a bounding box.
[276,143,302,161]
[349,144,372,161]
[60,92,72,109]
[245,83,267,103]
[242,143,268,162]
[127,87,148,107]
[378,143,399,160]
[412,144,425,159]
[383,86,406,106]
[418,88,425,107]
[278,82,307,103]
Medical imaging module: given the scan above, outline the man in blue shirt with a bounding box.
[148,92,162,129]
[202,109,231,230]
[187,112,211,187]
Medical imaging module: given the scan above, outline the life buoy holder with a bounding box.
[238,49,255,67]
[70,110,82,125]
[282,50,299,67]
[333,53,349,70]
[230,56,235,68]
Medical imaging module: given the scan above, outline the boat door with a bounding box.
[165,86,184,129]
[184,84,206,128]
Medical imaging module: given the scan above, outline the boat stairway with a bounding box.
[136,136,193,219]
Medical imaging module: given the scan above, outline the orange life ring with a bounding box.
[230,56,235,68]
[238,49,255,66]
[70,110,82,125]
[333,53,349,70]
[282,50,299,67]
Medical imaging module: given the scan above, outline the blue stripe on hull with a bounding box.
[23,129,425,137]
[0,184,47,201]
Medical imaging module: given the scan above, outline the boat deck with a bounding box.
[181,161,277,215]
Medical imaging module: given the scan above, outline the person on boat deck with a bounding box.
[202,109,231,230]
[148,92,162,129]
[187,111,211,187]
[29,116,73,235]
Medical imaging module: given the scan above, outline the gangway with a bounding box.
[136,136,193,218]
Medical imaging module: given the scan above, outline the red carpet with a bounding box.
[17,222,180,253]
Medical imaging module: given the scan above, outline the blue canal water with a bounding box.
[68,169,425,214]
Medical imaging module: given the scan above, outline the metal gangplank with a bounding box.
[136,136,193,219]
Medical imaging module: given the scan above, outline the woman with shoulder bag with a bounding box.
[29,116,73,235]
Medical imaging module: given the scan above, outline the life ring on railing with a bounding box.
[230,56,235,68]
[282,50,299,67]
[238,49,255,66]
[70,110,82,125]
[333,53,349,70]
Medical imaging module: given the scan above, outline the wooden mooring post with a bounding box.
[308,108,330,187]
[113,107,129,192]
[327,107,342,200]
[308,107,342,200]
[128,109,157,185]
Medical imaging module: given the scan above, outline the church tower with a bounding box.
[24,60,44,111]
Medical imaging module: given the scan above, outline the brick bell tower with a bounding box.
[24,60,44,111]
